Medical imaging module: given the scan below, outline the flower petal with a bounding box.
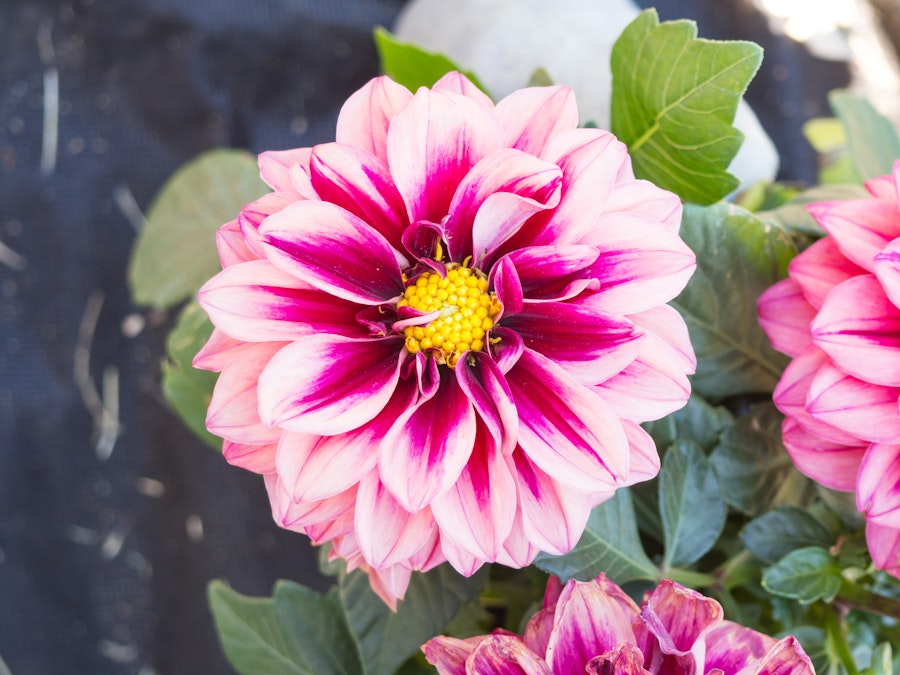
[421,636,479,675]
[753,636,815,675]
[336,75,413,162]
[781,417,866,492]
[809,198,900,272]
[193,327,250,372]
[380,369,477,511]
[789,236,866,310]
[495,85,578,158]
[491,255,524,318]
[640,579,723,655]
[265,474,357,532]
[217,219,257,267]
[432,71,494,107]
[223,440,277,474]
[467,635,553,675]
[866,521,900,576]
[874,237,900,309]
[455,351,519,455]
[257,335,403,435]
[586,644,653,675]
[811,274,900,387]
[198,260,367,342]
[258,147,316,197]
[504,245,598,302]
[604,179,683,232]
[757,278,817,358]
[261,200,407,305]
[621,421,661,485]
[857,443,900,528]
[704,621,775,675]
[505,349,629,493]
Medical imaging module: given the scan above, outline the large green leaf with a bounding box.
[741,506,834,564]
[710,402,814,515]
[534,489,658,584]
[659,440,726,569]
[208,580,364,675]
[642,393,734,453]
[339,564,488,675]
[162,300,220,449]
[373,27,487,94]
[762,546,842,604]
[673,203,795,400]
[128,149,266,308]
[829,90,900,182]
[610,9,762,204]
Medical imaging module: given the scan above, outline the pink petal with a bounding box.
[379,370,477,511]
[523,608,555,659]
[260,200,406,305]
[193,327,250,372]
[511,449,593,555]
[217,219,257,267]
[495,508,540,569]
[604,179,683,232]
[354,470,436,568]
[505,349,630,493]
[753,636,815,675]
[441,538,485,577]
[857,443,900,528]
[628,305,697,375]
[866,521,900,576]
[704,621,775,675]
[309,142,409,252]
[491,256,525,319]
[238,192,298,259]
[865,166,900,202]
[500,302,644,385]
[387,86,503,224]
[781,417,866,492]
[586,643,653,675]
[788,236,866,310]
[757,278,817,358]
[223,440,277,474]
[367,563,414,610]
[640,579,723,655]
[198,260,367,342]
[443,149,562,263]
[257,335,403,435]
[431,422,517,560]
[495,85,579,158]
[811,274,900,387]
[504,245,598,302]
[455,351,519,455]
[467,635,553,675]
[422,636,479,675]
[874,237,900,309]
[809,198,900,272]
[336,76,413,162]
[432,71,494,107]
[806,363,900,443]
[265,474,357,532]
[621,420,661,485]
[258,147,315,197]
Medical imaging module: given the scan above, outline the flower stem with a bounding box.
[836,579,900,619]
[825,604,859,675]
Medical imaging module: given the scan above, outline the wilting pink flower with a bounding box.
[759,161,900,576]
[195,72,696,606]
[423,574,815,674]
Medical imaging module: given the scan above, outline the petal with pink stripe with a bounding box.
[781,418,866,492]
[874,237,900,309]
[336,75,413,162]
[455,351,518,455]
[495,85,578,158]
[789,236,866,309]
[809,198,900,272]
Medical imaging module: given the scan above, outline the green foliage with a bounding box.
[760,183,869,240]
[829,90,900,182]
[642,393,733,453]
[762,547,843,604]
[373,27,487,94]
[741,506,834,564]
[610,9,762,204]
[128,149,265,308]
[673,203,795,400]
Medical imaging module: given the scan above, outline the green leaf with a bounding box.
[642,393,734,453]
[862,642,893,675]
[373,27,487,94]
[534,489,658,583]
[610,9,762,204]
[207,580,364,675]
[659,440,726,569]
[710,402,814,515]
[674,203,796,400]
[128,149,266,308]
[741,506,834,564]
[830,90,900,182]
[339,564,488,675]
[762,546,842,604]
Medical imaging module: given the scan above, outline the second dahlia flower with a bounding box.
[195,72,696,605]
[423,574,815,674]
[758,161,900,577]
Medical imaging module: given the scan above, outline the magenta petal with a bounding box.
[757,278,816,358]
[506,349,629,492]
[354,471,436,568]
[640,579,723,655]
[380,370,477,511]
[753,636,815,675]
[866,521,900,575]
[336,75,413,162]
[512,449,593,555]
[704,621,775,675]
[260,200,406,305]
[387,86,503,224]
[811,274,900,387]
[257,335,403,435]
[874,237,900,309]
[504,245,598,302]
[810,198,900,272]
[467,635,552,675]
[455,351,519,455]
[781,417,866,492]
[491,256,525,318]
[789,236,867,310]
[309,142,409,252]
[501,301,644,385]
[198,260,367,342]
[495,85,578,158]
[431,421,517,560]
[421,636,478,675]
[586,644,653,675]
[857,443,900,528]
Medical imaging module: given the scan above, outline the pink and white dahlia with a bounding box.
[758,161,900,577]
[194,72,696,606]
[423,574,815,675]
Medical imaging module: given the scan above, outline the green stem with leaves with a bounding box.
[825,604,859,675]
[836,579,900,619]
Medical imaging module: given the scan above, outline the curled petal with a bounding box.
[753,636,815,675]
[336,75,413,162]
[789,236,866,310]
[781,417,866,492]
[456,351,518,455]
[422,636,479,675]
[505,245,598,302]
[757,278,817,358]
[491,255,524,318]
[265,474,357,532]
[490,326,525,374]
[621,420,661,485]
[495,85,579,158]
[217,219,257,267]
[261,200,407,305]
[586,643,653,675]
[857,443,900,527]
[809,198,900,272]
[640,579,723,656]
[874,237,900,309]
[258,147,316,197]
[704,621,775,675]
[628,304,696,375]
[258,335,403,435]
[468,635,552,675]
[367,563,414,611]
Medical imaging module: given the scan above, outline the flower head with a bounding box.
[422,574,815,675]
[759,161,900,576]
[196,72,696,606]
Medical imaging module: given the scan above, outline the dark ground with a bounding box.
[0,0,848,673]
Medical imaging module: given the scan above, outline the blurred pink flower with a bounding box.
[759,162,900,577]
[195,72,696,607]
[422,574,815,674]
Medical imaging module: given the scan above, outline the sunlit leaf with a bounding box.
[610,9,762,204]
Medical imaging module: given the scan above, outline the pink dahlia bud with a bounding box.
[195,72,697,607]
[758,161,900,577]
[422,575,815,674]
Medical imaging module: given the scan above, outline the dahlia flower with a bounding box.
[422,574,815,675]
[195,72,696,606]
[758,161,900,576]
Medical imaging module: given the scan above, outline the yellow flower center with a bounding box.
[398,264,502,367]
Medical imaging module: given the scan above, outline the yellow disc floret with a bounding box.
[398,264,502,367]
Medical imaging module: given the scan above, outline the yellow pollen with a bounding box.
[398,264,502,367]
